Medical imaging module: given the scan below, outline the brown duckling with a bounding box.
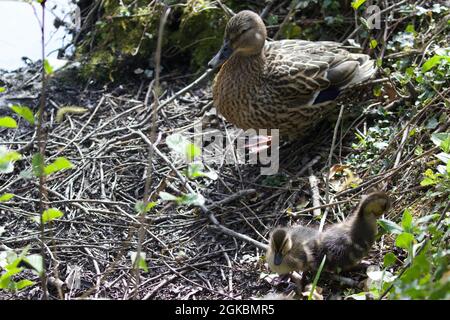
[267,192,390,275]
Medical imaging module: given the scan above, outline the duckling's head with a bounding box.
[360,192,391,218]
[269,227,292,266]
[208,10,267,68]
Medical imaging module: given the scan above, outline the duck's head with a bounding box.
[208,10,267,68]
[269,227,292,266]
[360,192,391,218]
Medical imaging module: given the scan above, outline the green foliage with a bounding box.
[33,208,64,224]
[10,105,35,125]
[159,191,205,207]
[43,59,53,75]
[0,248,37,292]
[351,0,366,10]
[0,147,22,174]
[0,117,18,128]
[130,252,148,272]
[166,133,201,162]
[134,201,157,214]
[31,155,74,177]
[0,193,14,202]
[43,157,74,176]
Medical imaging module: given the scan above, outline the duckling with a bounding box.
[209,10,376,138]
[266,192,390,275]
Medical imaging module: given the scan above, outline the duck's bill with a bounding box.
[208,40,232,69]
[274,252,283,266]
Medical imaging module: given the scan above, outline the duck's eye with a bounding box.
[240,28,250,35]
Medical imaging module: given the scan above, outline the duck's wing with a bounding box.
[264,40,375,106]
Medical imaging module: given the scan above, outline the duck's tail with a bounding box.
[346,54,377,87]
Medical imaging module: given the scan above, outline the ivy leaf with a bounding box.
[0,193,14,202]
[378,219,403,234]
[0,117,17,128]
[10,105,35,125]
[351,0,366,10]
[395,232,415,250]
[44,157,74,176]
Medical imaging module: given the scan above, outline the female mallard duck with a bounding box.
[266,192,390,275]
[209,10,376,138]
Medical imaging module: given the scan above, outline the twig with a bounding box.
[36,0,49,300]
[320,104,344,232]
[308,168,321,217]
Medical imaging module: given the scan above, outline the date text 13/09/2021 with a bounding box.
[174,304,275,317]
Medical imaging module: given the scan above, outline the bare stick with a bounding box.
[308,168,321,217]
[320,104,345,232]
[133,5,171,299]
[36,0,49,300]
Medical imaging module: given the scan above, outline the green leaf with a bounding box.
[0,117,17,128]
[370,39,378,49]
[23,254,43,275]
[422,55,450,72]
[40,208,64,224]
[177,193,205,207]
[159,192,205,207]
[0,87,5,93]
[420,169,438,186]
[308,255,327,300]
[166,133,201,162]
[44,157,74,176]
[134,201,157,214]
[10,105,35,125]
[15,279,35,290]
[416,214,439,224]
[0,193,14,202]
[447,160,450,174]
[378,219,403,234]
[185,143,201,162]
[186,163,218,180]
[383,252,397,268]
[31,153,44,177]
[159,192,178,202]
[351,0,366,10]
[395,232,415,250]
[43,59,53,75]
[130,252,148,272]
[401,208,413,232]
[0,147,22,174]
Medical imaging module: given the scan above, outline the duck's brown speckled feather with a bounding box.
[212,35,376,137]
